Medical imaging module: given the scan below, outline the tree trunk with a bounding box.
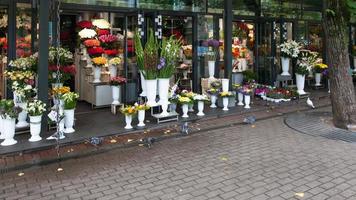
[323,0,356,130]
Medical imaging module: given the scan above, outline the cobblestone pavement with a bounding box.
[2,116,356,200]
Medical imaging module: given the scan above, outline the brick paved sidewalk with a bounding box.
[3,105,356,199]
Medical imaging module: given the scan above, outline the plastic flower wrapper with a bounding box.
[26,100,46,116]
[78,28,97,39]
[120,105,137,115]
[134,102,150,111]
[92,19,111,29]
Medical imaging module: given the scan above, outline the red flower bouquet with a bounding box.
[77,20,93,29]
[83,39,100,47]
[87,46,104,57]
[110,76,127,86]
[97,29,110,36]
[104,49,118,56]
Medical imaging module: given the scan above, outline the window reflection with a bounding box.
[0,6,7,98]
[16,3,32,58]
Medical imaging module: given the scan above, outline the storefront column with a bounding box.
[6,0,16,98]
[192,14,199,93]
[224,0,232,88]
[38,0,49,132]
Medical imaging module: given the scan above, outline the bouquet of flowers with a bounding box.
[48,47,74,66]
[193,94,209,102]
[182,45,192,59]
[296,50,319,75]
[8,55,37,72]
[109,57,122,65]
[219,91,234,97]
[120,105,137,115]
[110,76,127,86]
[26,100,46,116]
[5,70,34,82]
[61,92,79,110]
[266,88,297,99]
[279,40,301,58]
[77,20,93,29]
[240,85,254,95]
[99,34,118,44]
[210,80,222,89]
[52,86,70,98]
[87,46,104,57]
[158,36,182,78]
[92,57,107,67]
[11,81,36,100]
[78,28,97,40]
[92,19,111,29]
[206,88,220,96]
[180,90,196,99]
[134,102,150,111]
[83,39,100,48]
[97,29,110,36]
[178,96,193,105]
[143,30,159,79]
[313,63,328,73]
[203,39,220,61]
[104,49,118,57]
[0,99,22,119]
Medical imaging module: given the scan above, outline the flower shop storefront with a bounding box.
[0,0,339,154]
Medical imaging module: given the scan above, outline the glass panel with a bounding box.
[207,0,223,13]
[197,15,213,80]
[16,3,32,58]
[302,11,322,20]
[295,21,306,43]
[125,15,137,82]
[0,6,7,98]
[257,22,273,84]
[62,0,135,8]
[137,0,206,12]
[302,0,322,11]
[276,22,293,76]
[233,0,256,16]
[261,0,301,19]
[307,23,323,53]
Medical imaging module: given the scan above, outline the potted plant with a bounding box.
[61,92,79,134]
[11,82,36,128]
[120,105,137,129]
[108,57,122,78]
[313,63,328,86]
[134,103,150,127]
[178,96,193,118]
[233,84,244,106]
[207,88,219,108]
[193,94,209,116]
[26,100,46,142]
[219,91,234,111]
[110,76,127,105]
[296,50,318,95]
[134,31,147,97]
[279,40,301,76]
[203,39,219,79]
[0,99,22,146]
[168,82,180,114]
[180,90,196,112]
[241,85,253,109]
[92,56,107,83]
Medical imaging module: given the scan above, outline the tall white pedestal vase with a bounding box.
[281,57,290,76]
[188,103,194,112]
[222,79,229,92]
[244,95,251,109]
[182,70,188,79]
[137,110,146,127]
[197,101,205,116]
[140,72,147,97]
[210,95,217,108]
[237,93,244,106]
[111,86,121,105]
[124,115,133,129]
[109,65,118,78]
[16,103,29,128]
[0,116,4,140]
[354,57,356,72]
[169,103,177,114]
[208,61,215,79]
[93,66,101,83]
[1,117,17,146]
[29,115,42,142]
[296,73,306,95]
[222,97,229,111]
[181,104,189,118]
[64,109,75,134]
[158,78,170,116]
[240,58,247,71]
[145,79,157,106]
[315,73,322,86]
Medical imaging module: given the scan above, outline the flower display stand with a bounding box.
[150,104,178,124]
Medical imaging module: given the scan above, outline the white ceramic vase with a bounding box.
[109,65,118,78]
[281,57,290,76]
[0,116,4,140]
[140,72,147,97]
[29,115,42,142]
[197,101,205,116]
[237,92,244,106]
[208,60,215,79]
[124,115,133,129]
[183,70,188,79]
[181,104,189,118]
[240,58,247,71]
[111,85,121,105]
[81,46,87,61]
[188,103,194,112]
[16,102,29,128]
[222,97,229,111]
[244,95,251,109]
[315,73,322,86]
[354,57,356,72]
[222,79,229,92]
[296,73,306,95]
[210,95,217,108]
[93,66,101,83]
[170,103,177,114]
[64,109,75,134]
[158,78,170,116]
[137,110,146,127]
[145,79,157,106]
[1,117,17,146]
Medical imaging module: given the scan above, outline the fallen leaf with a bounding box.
[220,156,228,161]
[17,172,24,177]
[295,192,304,198]
[110,139,117,143]
[57,168,63,172]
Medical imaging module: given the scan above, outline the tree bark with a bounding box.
[323,0,356,129]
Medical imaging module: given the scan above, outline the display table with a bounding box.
[86,82,113,108]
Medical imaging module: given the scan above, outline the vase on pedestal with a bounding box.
[109,65,118,78]
[64,109,75,134]
[1,117,17,146]
[140,72,147,97]
[197,101,205,116]
[137,110,146,127]
[29,115,42,142]
[145,79,157,106]
[16,102,28,128]
[111,85,121,105]
[93,66,101,83]
[208,61,215,79]
[315,73,322,86]
[210,95,217,108]
[222,97,229,111]
[181,104,189,118]
[237,93,244,106]
[170,103,177,114]
[244,95,251,109]
[158,78,170,116]
[188,103,194,112]
[222,79,229,92]
[296,73,306,95]
[124,115,133,129]
[281,57,290,76]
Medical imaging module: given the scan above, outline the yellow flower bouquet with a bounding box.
[313,63,328,73]
[52,86,70,97]
[178,96,193,105]
[120,105,137,115]
[92,56,107,67]
[134,103,150,111]
[219,91,235,97]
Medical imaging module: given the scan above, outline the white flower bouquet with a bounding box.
[26,100,46,116]
[193,94,209,102]
[9,55,37,71]
[279,40,301,58]
[92,19,111,29]
[78,28,97,39]
[48,47,74,65]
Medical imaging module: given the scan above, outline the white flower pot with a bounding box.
[222,79,229,92]
[137,110,146,127]
[111,86,121,105]
[240,58,247,71]
[315,73,322,86]
[197,101,205,116]
[170,103,177,114]
[1,117,17,146]
[281,57,290,76]
[93,66,101,83]
[208,60,215,79]
[354,57,356,72]
[237,92,244,106]
[81,46,87,61]
[222,97,229,111]
[158,78,170,116]
[182,104,189,118]
[16,103,29,128]
[188,103,194,112]
[244,95,251,109]
[146,79,157,106]
[140,72,147,97]
[29,115,42,142]
[296,73,306,95]
[210,95,217,108]
[64,109,75,134]
[0,116,4,140]
[183,70,188,79]
[124,115,133,129]
[109,65,118,78]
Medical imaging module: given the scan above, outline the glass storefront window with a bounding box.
[261,0,301,18]
[207,0,223,13]
[16,3,32,58]
[0,6,7,98]
[138,0,206,12]
[62,0,135,8]
[233,0,256,16]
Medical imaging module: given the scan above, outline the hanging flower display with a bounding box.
[83,39,100,47]
[78,28,97,39]
[77,20,93,29]
[92,19,111,29]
